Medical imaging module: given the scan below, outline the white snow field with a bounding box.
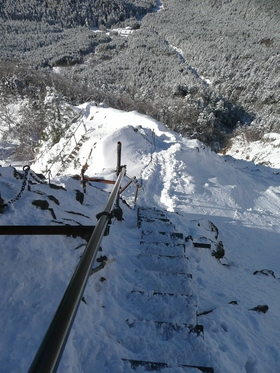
[0,103,279,373]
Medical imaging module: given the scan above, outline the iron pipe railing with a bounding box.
[116,141,122,207]
[28,166,126,373]
[116,141,122,176]
[0,225,94,237]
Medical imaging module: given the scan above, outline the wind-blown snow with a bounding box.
[0,103,279,373]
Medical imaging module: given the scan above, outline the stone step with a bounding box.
[137,207,169,216]
[126,319,204,338]
[193,242,211,249]
[139,242,186,256]
[140,240,185,248]
[135,254,188,273]
[139,218,176,231]
[122,359,214,372]
[126,290,197,325]
[133,270,192,296]
[138,207,167,218]
[141,230,184,243]
[138,209,175,227]
[138,214,173,223]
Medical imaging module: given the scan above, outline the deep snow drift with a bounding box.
[0,103,279,372]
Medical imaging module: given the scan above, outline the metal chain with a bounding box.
[0,165,30,210]
[29,170,48,184]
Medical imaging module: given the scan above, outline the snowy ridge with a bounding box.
[0,104,279,372]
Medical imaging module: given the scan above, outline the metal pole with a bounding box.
[119,179,133,194]
[134,184,139,204]
[81,166,87,194]
[28,167,126,373]
[116,141,121,176]
[0,225,94,237]
[116,141,122,207]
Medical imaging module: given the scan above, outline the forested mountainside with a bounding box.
[0,0,155,66]
[0,0,279,158]
[0,0,155,27]
[142,0,280,141]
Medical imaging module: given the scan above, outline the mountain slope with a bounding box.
[141,0,280,131]
[1,0,279,153]
[0,104,279,372]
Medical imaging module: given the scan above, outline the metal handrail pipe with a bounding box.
[116,141,122,176]
[116,141,122,208]
[0,225,94,236]
[28,166,126,373]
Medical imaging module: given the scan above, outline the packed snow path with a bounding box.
[120,207,214,372]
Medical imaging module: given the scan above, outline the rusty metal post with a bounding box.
[119,179,133,194]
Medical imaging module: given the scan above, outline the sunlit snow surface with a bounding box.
[0,103,279,373]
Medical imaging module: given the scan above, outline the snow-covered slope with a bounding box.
[222,132,280,169]
[0,104,279,372]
